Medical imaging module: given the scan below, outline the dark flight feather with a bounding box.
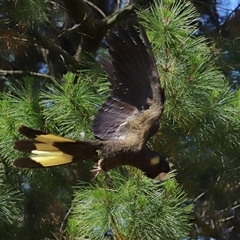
[92,24,164,141]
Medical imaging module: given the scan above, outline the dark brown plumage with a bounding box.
[13,23,170,179]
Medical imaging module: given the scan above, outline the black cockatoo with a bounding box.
[13,23,170,179]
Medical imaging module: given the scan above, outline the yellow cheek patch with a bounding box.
[150,156,160,165]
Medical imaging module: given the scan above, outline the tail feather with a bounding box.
[18,126,75,143]
[14,140,59,152]
[13,126,102,169]
[18,126,48,139]
[14,157,46,168]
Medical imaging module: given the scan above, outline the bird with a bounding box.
[13,23,170,179]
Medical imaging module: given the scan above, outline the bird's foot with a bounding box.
[91,159,113,187]
[91,159,104,178]
[91,166,106,179]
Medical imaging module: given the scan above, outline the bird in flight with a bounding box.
[13,23,170,179]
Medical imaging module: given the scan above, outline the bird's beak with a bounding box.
[156,172,168,180]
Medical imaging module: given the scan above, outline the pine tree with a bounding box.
[0,0,240,239]
[138,1,240,239]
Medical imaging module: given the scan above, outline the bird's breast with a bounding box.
[98,140,142,171]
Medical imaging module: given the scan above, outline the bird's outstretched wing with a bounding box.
[13,23,165,171]
[92,24,164,141]
[13,126,101,168]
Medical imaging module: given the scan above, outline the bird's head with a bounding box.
[133,148,170,179]
[144,151,170,179]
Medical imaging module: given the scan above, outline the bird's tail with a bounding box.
[13,126,101,168]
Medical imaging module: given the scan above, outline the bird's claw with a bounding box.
[91,159,113,187]
[91,165,106,179]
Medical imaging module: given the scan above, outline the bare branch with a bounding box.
[102,3,136,27]
[32,30,82,70]
[0,70,55,81]
[83,0,107,18]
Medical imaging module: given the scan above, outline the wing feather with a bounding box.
[92,23,164,141]
[93,97,139,140]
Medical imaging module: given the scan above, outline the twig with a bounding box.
[83,0,107,18]
[32,30,82,70]
[102,3,136,27]
[60,206,72,232]
[0,70,55,81]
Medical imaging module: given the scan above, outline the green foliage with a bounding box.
[0,165,22,239]
[0,71,108,238]
[3,0,48,26]
[40,71,108,139]
[140,1,228,131]
[0,172,21,225]
[0,72,107,162]
[139,0,240,179]
[138,1,240,237]
[68,170,192,240]
[0,0,239,239]
[0,66,192,238]
[0,77,43,162]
